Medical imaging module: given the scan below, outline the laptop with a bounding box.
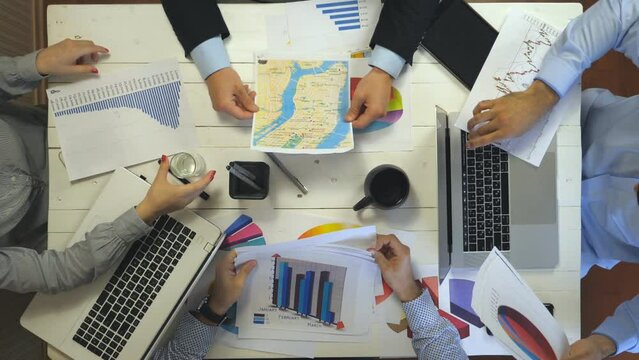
[21,167,223,360]
[436,107,559,277]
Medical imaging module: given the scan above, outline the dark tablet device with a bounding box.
[420,0,498,89]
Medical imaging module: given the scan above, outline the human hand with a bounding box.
[135,155,215,224]
[369,234,422,302]
[561,335,616,360]
[206,67,258,120]
[208,250,257,315]
[345,67,393,129]
[466,80,559,149]
[35,39,108,76]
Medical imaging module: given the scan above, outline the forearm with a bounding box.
[152,312,217,360]
[403,291,468,360]
[593,294,639,354]
[161,0,230,56]
[0,207,150,294]
[370,0,439,65]
[537,0,639,97]
[0,51,45,104]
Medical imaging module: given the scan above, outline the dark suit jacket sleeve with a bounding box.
[370,0,440,65]
[161,0,230,56]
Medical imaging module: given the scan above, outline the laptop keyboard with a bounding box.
[461,133,511,252]
[72,215,195,360]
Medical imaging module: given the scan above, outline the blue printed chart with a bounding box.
[315,0,363,31]
[271,256,346,328]
[48,59,197,180]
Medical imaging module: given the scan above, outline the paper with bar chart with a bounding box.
[49,59,197,180]
[272,257,346,326]
[235,227,377,339]
[266,0,382,53]
[455,11,575,167]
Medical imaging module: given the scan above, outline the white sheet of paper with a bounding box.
[351,59,413,152]
[455,10,575,167]
[49,59,198,180]
[471,249,569,359]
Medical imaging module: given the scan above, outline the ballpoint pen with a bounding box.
[157,159,210,200]
[266,152,308,195]
[226,165,263,192]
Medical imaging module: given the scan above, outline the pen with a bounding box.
[266,153,308,195]
[226,165,263,192]
[229,162,257,181]
[157,159,210,200]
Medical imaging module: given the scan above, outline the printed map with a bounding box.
[252,59,353,153]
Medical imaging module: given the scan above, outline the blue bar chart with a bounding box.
[315,0,362,31]
[50,69,182,129]
[272,257,345,325]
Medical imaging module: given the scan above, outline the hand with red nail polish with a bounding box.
[35,38,109,76]
[135,155,215,224]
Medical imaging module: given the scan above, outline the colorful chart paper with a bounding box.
[450,279,484,328]
[350,77,404,133]
[498,306,557,360]
[438,310,471,339]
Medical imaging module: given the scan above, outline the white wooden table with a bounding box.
[46,2,583,358]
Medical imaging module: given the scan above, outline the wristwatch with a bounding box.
[196,296,228,326]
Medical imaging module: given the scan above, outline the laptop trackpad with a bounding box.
[509,153,557,225]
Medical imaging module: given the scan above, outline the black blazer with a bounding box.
[370,0,440,65]
[161,0,229,56]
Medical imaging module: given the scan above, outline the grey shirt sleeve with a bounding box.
[152,312,217,360]
[0,207,151,294]
[403,291,469,360]
[0,51,46,105]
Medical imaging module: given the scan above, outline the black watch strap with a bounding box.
[197,297,227,326]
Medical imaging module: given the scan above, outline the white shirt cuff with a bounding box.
[369,45,406,79]
[190,36,231,80]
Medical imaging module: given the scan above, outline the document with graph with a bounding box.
[472,249,569,360]
[455,11,574,167]
[234,226,378,340]
[49,59,197,180]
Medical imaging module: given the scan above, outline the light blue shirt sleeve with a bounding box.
[152,312,217,360]
[369,45,406,79]
[593,294,639,355]
[402,291,468,360]
[536,0,639,97]
[189,36,231,80]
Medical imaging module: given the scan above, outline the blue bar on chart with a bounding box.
[53,80,182,129]
[271,257,346,325]
[315,0,362,32]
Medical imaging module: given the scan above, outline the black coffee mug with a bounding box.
[353,165,410,211]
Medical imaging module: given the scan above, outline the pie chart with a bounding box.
[498,305,557,360]
[350,77,404,133]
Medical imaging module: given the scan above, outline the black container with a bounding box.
[229,161,270,200]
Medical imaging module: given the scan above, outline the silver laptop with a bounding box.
[21,167,223,360]
[436,106,559,276]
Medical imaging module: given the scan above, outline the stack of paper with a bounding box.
[234,226,382,344]
[472,249,569,360]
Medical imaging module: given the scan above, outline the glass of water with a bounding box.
[169,152,206,178]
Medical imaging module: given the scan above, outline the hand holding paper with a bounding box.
[370,234,422,302]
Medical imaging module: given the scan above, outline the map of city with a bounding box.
[252,59,354,153]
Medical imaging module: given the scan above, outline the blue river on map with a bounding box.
[253,61,349,148]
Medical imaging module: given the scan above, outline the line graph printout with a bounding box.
[455,11,567,167]
[49,59,198,180]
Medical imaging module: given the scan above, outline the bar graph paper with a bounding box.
[50,69,182,129]
[271,256,346,325]
[47,59,197,181]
